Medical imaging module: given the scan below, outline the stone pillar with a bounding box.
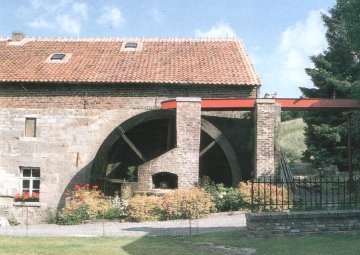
[176,97,202,188]
[254,99,281,178]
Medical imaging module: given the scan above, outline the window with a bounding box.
[120,41,143,52]
[45,53,72,63]
[50,53,66,60]
[25,117,36,137]
[20,167,40,196]
[125,42,138,49]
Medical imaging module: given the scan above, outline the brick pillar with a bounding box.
[176,97,202,188]
[254,99,281,178]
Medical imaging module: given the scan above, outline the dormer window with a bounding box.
[50,53,66,60]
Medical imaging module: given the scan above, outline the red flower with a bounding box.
[92,185,99,190]
[74,184,81,191]
[24,192,30,200]
[32,192,40,198]
[14,192,40,202]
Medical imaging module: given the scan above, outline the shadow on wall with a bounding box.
[56,162,93,211]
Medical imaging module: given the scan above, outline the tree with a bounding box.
[301,1,360,171]
[338,0,360,55]
[337,0,360,166]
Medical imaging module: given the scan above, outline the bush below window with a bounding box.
[57,184,128,225]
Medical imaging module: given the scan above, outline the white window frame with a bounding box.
[25,117,36,137]
[20,167,40,196]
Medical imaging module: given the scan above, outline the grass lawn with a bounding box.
[0,230,359,255]
[280,118,306,162]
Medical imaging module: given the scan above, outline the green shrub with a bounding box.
[199,177,244,212]
[104,207,125,220]
[58,204,89,225]
[105,195,128,220]
[58,184,111,225]
[127,195,164,222]
[162,188,214,219]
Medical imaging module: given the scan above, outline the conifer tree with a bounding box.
[301,1,360,170]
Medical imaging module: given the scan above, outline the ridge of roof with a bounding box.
[1,36,242,43]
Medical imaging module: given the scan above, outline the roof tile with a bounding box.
[0,37,261,86]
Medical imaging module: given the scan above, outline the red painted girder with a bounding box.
[161,98,360,111]
[276,99,360,110]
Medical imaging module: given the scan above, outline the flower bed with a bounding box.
[58,184,128,225]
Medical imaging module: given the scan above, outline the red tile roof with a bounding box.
[0,36,261,86]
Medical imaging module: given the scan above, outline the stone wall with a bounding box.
[0,98,156,210]
[0,82,257,223]
[246,210,360,237]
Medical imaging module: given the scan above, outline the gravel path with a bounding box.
[0,212,246,237]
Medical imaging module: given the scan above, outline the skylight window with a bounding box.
[45,53,72,63]
[125,42,138,49]
[50,53,66,60]
[120,41,143,52]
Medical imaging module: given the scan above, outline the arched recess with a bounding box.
[90,109,241,191]
[200,119,241,186]
[91,109,175,185]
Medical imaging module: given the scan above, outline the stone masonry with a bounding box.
[0,36,262,224]
[0,95,161,223]
[246,210,360,237]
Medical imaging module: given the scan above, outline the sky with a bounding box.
[0,0,336,97]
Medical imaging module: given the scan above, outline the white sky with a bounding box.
[0,0,336,97]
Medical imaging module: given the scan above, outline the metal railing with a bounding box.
[279,149,296,194]
[251,176,360,212]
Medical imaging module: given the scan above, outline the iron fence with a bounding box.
[251,176,360,212]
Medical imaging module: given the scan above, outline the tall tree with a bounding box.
[301,1,360,171]
[338,0,360,55]
[337,0,360,164]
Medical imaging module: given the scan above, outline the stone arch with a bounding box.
[90,109,241,189]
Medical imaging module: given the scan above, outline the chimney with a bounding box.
[11,32,25,42]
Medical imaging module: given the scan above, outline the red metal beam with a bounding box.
[275,99,360,110]
[161,98,360,111]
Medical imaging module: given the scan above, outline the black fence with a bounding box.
[250,176,360,212]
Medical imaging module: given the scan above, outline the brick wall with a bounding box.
[0,83,257,109]
[136,98,201,192]
[246,210,360,237]
[254,99,281,178]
